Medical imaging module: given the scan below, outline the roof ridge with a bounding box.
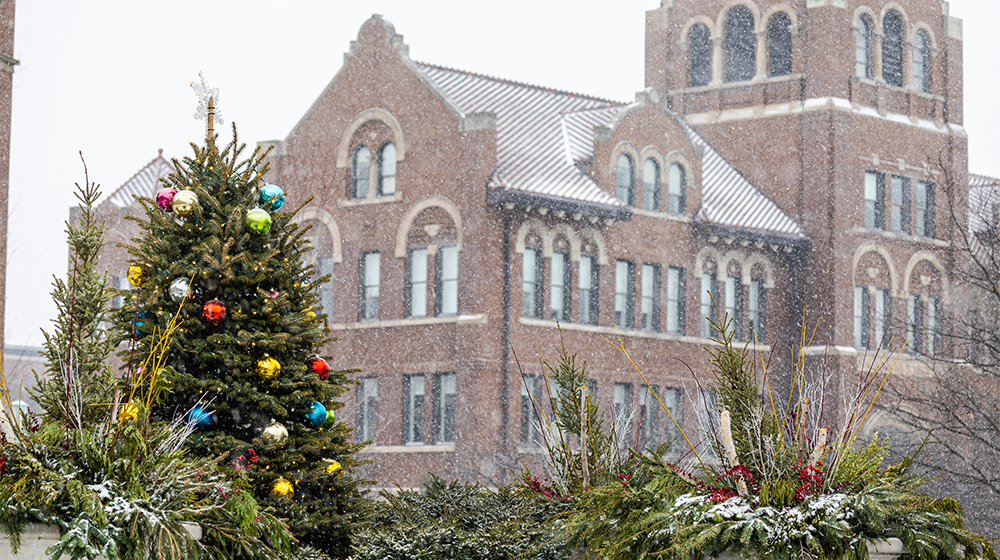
[416,61,622,105]
[120,149,171,189]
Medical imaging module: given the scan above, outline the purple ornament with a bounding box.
[156,188,178,211]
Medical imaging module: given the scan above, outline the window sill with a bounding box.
[339,192,403,207]
[630,208,690,222]
[517,317,771,351]
[849,76,945,102]
[331,314,488,331]
[852,227,949,247]
[669,73,805,95]
[360,445,456,454]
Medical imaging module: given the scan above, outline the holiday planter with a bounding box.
[0,523,201,559]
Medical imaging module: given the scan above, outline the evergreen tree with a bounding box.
[113,129,366,558]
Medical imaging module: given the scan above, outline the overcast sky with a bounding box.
[5,0,998,348]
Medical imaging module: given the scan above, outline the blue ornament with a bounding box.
[259,184,285,211]
[303,401,327,429]
[189,407,214,429]
[132,311,157,338]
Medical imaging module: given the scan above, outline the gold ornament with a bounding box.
[256,355,281,381]
[261,421,289,447]
[324,460,343,476]
[127,265,143,288]
[119,402,139,422]
[171,189,199,217]
[271,477,294,498]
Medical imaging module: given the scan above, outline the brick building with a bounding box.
[93,0,971,493]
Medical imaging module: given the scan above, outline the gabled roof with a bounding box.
[99,150,174,212]
[416,62,804,241]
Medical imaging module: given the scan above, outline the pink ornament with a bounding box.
[156,188,178,211]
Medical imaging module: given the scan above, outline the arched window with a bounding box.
[688,23,712,87]
[668,162,686,215]
[882,11,904,87]
[642,158,660,211]
[767,12,792,77]
[725,6,756,82]
[854,252,893,349]
[913,30,930,93]
[378,142,397,196]
[616,153,635,207]
[351,145,371,199]
[855,15,873,78]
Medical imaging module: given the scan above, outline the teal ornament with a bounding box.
[132,311,156,338]
[245,208,272,235]
[189,407,214,429]
[303,401,327,429]
[321,409,336,430]
[259,184,285,211]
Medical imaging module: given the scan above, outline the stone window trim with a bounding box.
[394,195,463,258]
[610,142,640,206]
[694,246,776,289]
[851,244,900,298]
[336,108,406,167]
[337,109,406,205]
[855,5,938,93]
[861,169,937,240]
[635,149,693,218]
[294,207,344,264]
[513,218,609,266]
[901,252,950,304]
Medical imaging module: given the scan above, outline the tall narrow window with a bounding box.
[725,274,742,341]
[579,255,599,325]
[660,387,684,455]
[913,30,930,93]
[666,266,685,335]
[865,171,885,229]
[875,287,891,348]
[403,374,425,445]
[725,5,756,82]
[617,153,635,207]
[434,373,456,444]
[767,12,792,77]
[317,256,334,317]
[641,263,660,332]
[928,295,941,356]
[522,247,542,319]
[908,295,923,354]
[351,145,371,199]
[854,286,870,349]
[668,163,686,215]
[637,384,660,450]
[701,270,718,338]
[616,260,635,329]
[406,248,427,318]
[550,251,571,321]
[613,382,633,448]
[357,377,378,443]
[643,158,660,211]
[112,274,129,309]
[748,278,766,344]
[855,16,872,79]
[520,374,545,446]
[436,245,459,316]
[359,251,380,321]
[688,23,712,87]
[377,142,397,196]
[882,11,904,87]
[891,174,910,234]
[916,181,934,238]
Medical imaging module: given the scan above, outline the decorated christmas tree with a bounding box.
[113,84,366,558]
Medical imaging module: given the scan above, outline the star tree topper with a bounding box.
[191,71,224,140]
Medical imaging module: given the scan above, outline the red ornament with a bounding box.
[307,356,330,380]
[202,299,227,326]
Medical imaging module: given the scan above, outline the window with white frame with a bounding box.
[436,245,459,316]
[551,251,570,321]
[403,374,425,445]
[112,274,129,309]
[434,372,456,444]
[643,158,660,211]
[522,247,543,319]
[855,15,873,79]
[579,254,598,325]
[359,251,380,321]
[668,163,686,215]
[748,278,766,343]
[701,268,718,338]
[377,142,397,196]
[725,273,742,341]
[854,286,869,349]
[613,382,633,448]
[521,374,547,446]
[891,174,910,234]
[616,260,635,329]
[874,287,891,348]
[641,263,660,332]
[666,266,685,335]
[913,30,930,93]
[617,153,635,207]
[916,180,935,238]
[406,247,427,318]
[928,295,941,355]
[351,145,371,199]
[357,377,378,443]
[637,384,660,450]
[908,294,923,354]
[865,171,885,229]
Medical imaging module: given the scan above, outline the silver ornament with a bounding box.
[261,421,289,447]
[169,277,191,301]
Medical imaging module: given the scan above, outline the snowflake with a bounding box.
[191,71,224,125]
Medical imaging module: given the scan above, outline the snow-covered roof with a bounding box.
[99,150,174,212]
[417,62,804,241]
[969,173,1000,234]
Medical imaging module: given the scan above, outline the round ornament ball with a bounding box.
[245,208,272,235]
[202,299,227,326]
[156,187,178,211]
[189,407,214,429]
[169,277,191,301]
[261,421,289,447]
[119,402,139,422]
[127,265,143,288]
[132,310,156,338]
[303,401,327,429]
[171,189,199,217]
[324,460,343,476]
[259,184,285,212]
[306,356,330,380]
[271,477,294,498]
[257,355,281,381]
[321,409,336,430]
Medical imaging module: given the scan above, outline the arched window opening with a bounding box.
[668,162,686,215]
[616,153,635,207]
[378,142,397,196]
[688,24,712,87]
[913,30,930,93]
[642,158,660,211]
[767,12,792,77]
[855,15,873,78]
[882,11,904,87]
[854,252,893,350]
[725,6,756,82]
[351,145,371,199]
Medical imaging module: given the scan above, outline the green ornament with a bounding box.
[321,409,336,430]
[245,208,272,235]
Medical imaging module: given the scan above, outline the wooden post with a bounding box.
[207,96,215,141]
[580,383,590,490]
